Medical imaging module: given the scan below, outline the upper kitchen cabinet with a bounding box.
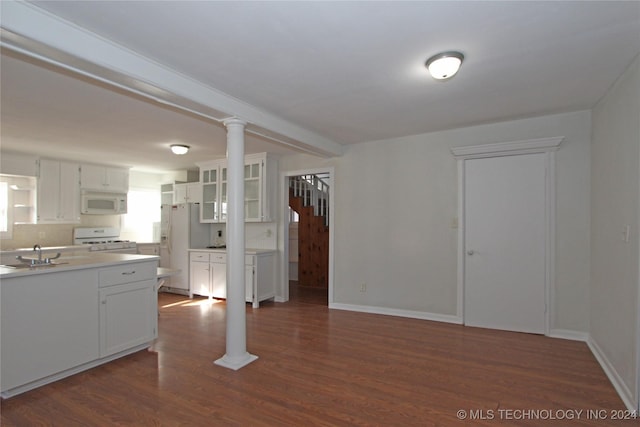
[37,159,80,224]
[174,182,202,205]
[197,153,277,223]
[244,153,277,222]
[80,164,129,193]
[198,160,223,223]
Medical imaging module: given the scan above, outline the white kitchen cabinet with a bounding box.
[245,252,276,308]
[189,251,226,298]
[98,261,157,357]
[244,153,278,222]
[174,182,202,204]
[211,253,226,298]
[0,256,159,398]
[197,153,277,223]
[37,158,81,223]
[189,250,275,307]
[197,160,223,223]
[1,269,99,394]
[161,182,179,205]
[190,253,211,297]
[81,163,129,193]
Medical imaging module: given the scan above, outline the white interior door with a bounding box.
[464,153,546,334]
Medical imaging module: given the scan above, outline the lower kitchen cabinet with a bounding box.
[1,269,99,394]
[189,250,275,307]
[245,252,276,308]
[189,252,226,298]
[99,281,157,357]
[1,257,158,398]
[98,261,158,357]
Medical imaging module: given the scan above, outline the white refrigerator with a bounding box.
[160,203,211,293]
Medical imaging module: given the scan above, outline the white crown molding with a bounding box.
[451,136,564,159]
[0,1,344,158]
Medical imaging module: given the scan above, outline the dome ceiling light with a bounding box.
[425,51,465,80]
[170,144,190,155]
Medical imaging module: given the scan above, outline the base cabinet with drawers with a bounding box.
[189,250,276,307]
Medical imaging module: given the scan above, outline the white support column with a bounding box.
[214,118,258,370]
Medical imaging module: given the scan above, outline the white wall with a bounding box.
[590,55,640,410]
[279,110,591,332]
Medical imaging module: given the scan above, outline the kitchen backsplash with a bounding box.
[211,222,277,250]
[245,222,277,249]
[0,215,121,250]
[1,218,276,251]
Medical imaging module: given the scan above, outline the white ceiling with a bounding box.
[1,1,639,173]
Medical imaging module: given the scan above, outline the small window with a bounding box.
[120,188,161,242]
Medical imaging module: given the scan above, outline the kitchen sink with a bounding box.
[1,262,68,270]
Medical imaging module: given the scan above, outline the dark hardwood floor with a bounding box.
[1,291,634,426]
[288,280,327,305]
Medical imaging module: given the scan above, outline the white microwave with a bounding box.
[81,191,127,215]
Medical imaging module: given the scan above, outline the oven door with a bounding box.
[100,247,139,254]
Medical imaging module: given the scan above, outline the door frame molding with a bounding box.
[279,167,335,305]
[451,137,563,335]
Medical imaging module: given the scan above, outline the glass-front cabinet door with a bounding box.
[244,161,262,221]
[197,154,276,223]
[200,165,218,222]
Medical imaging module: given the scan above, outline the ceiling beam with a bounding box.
[0,0,344,158]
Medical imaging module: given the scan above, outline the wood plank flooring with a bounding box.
[1,291,635,426]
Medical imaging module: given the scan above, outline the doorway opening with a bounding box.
[282,169,333,306]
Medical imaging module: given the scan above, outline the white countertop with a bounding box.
[0,244,89,256]
[0,253,159,279]
[188,247,276,255]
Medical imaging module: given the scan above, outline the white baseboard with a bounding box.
[329,302,462,324]
[548,329,589,342]
[587,336,636,412]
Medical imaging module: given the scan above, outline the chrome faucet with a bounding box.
[15,244,61,266]
[34,244,42,263]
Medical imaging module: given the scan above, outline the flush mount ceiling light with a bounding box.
[425,51,464,80]
[170,144,190,155]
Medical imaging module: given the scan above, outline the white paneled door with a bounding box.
[464,153,546,334]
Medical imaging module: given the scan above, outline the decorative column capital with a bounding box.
[223,117,248,128]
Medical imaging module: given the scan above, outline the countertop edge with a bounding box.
[0,253,159,278]
[188,248,276,254]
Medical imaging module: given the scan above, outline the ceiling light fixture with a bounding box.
[170,144,190,155]
[425,51,464,80]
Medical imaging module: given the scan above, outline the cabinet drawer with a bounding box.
[211,253,226,263]
[190,252,210,262]
[99,262,156,287]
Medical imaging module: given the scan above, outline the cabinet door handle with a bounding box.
[101,300,106,305]
[121,271,136,275]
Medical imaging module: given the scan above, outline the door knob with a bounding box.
[467,250,474,255]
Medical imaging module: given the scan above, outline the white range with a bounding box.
[73,227,138,253]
